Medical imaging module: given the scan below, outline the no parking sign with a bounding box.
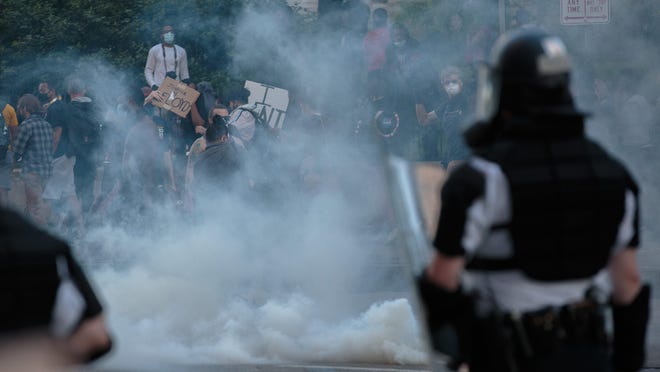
[561,0,610,25]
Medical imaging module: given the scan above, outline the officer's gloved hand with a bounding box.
[182,78,191,85]
[151,85,159,91]
[416,272,473,369]
[611,284,651,372]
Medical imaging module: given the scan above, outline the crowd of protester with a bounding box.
[0,3,658,245]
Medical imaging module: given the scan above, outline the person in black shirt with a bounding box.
[40,80,84,237]
[192,117,242,204]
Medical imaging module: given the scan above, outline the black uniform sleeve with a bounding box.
[0,209,68,333]
[0,208,104,335]
[65,252,104,319]
[433,163,486,256]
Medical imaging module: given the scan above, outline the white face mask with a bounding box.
[163,32,175,44]
[393,40,406,48]
[444,82,461,96]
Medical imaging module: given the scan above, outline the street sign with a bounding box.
[561,0,609,25]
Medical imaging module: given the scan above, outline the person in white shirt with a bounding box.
[144,25,191,91]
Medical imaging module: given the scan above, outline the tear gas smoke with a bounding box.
[3,0,658,368]
[82,131,428,368]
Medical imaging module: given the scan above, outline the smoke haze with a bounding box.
[2,0,658,368]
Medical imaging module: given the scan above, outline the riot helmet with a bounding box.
[474,28,579,123]
[467,29,584,147]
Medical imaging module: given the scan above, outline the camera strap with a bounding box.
[162,43,178,75]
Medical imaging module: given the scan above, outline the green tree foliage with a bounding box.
[0,0,246,100]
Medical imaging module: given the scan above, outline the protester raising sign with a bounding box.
[244,80,289,129]
[147,77,200,118]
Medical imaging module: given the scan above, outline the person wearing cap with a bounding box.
[416,28,648,372]
[144,25,191,91]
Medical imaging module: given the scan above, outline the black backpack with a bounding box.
[230,105,275,148]
[67,100,101,157]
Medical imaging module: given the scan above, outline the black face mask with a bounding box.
[37,93,50,104]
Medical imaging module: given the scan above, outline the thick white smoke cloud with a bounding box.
[71,5,430,360]
[85,136,428,367]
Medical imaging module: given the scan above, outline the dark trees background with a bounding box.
[0,0,248,101]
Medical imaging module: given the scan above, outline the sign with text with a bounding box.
[244,80,289,129]
[561,0,610,25]
[150,77,200,118]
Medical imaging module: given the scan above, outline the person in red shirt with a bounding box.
[363,8,390,77]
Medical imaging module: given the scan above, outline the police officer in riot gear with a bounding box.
[417,29,649,372]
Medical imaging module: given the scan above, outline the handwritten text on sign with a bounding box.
[244,80,289,129]
[561,0,609,25]
[151,77,200,118]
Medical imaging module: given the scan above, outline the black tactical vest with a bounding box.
[477,127,631,281]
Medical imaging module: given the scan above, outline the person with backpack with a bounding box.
[191,116,242,204]
[0,96,18,207]
[66,78,101,216]
[225,87,282,202]
[40,80,85,238]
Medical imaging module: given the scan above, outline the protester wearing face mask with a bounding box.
[437,66,472,169]
[415,66,472,167]
[144,25,191,91]
[37,83,53,108]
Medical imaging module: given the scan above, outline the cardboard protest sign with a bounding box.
[149,77,200,118]
[244,80,289,128]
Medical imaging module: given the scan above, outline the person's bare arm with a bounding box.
[415,103,438,126]
[189,99,205,127]
[66,314,112,362]
[609,248,642,305]
[0,332,74,370]
[425,251,465,291]
[0,312,111,367]
[52,127,62,153]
